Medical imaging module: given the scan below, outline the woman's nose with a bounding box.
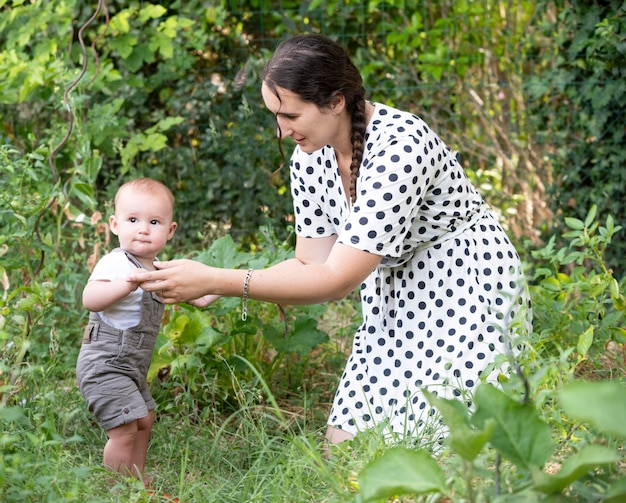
[276,117,292,137]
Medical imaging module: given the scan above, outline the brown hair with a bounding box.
[115,178,175,217]
[261,34,367,203]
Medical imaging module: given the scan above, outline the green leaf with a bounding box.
[531,444,620,493]
[138,4,167,22]
[109,33,138,58]
[156,116,184,131]
[140,132,168,152]
[576,326,594,358]
[71,183,96,206]
[149,31,174,59]
[424,389,494,461]
[540,277,562,292]
[177,310,211,346]
[164,313,190,343]
[262,316,328,355]
[564,217,585,230]
[195,325,226,351]
[0,406,28,423]
[472,384,555,469]
[604,477,626,503]
[584,204,597,228]
[558,381,626,438]
[606,214,615,233]
[358,447,447,502]
[195,235,253,269]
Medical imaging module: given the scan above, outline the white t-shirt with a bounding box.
[88,249,144,330]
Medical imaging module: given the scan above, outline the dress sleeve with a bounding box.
[338,132,440,258]
[290,146,340,238]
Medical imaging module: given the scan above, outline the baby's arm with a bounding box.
[83,278,141,312]
[186,294,221,309]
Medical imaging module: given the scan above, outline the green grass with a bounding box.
[0,357,474,503]
[0,299,363,503]
[2,241,625,502]
[1,374,360,503]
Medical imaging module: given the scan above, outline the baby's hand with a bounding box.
[126,276,143,293]
[187,294,221,308]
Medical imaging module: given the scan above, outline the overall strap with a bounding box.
[111,247,145,270]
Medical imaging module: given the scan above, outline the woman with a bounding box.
[130,34,531,444]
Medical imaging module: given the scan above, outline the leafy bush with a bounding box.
[530,206,625,379]
[526,0,626,277]
[357,380,626,502]
[148,230,329,417]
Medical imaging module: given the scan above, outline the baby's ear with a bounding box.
[168,221,178,238]
[109,215,119,235]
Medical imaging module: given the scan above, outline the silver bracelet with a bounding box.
[241,269,254,321]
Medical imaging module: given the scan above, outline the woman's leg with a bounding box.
[325,425,354,444]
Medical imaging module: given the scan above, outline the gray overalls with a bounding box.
[76,249,164,431]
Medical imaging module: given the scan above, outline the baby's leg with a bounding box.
[130,409,155,479]
[103,410,154,479]
[104,420,140,477]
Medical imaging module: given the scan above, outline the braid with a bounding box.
[349,99,367,204]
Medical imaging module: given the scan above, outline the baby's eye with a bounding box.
[150,219,160,225]
[129,217,138,223]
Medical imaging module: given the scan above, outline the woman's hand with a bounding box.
[127,259,213,304]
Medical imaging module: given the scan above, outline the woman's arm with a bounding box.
[128,236,382,305]
[83,278,140,312]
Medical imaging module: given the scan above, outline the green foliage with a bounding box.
[150,231,329,415]
[81,0,292,245]
[527,0,626,276]
[1,2,625,501]
[358,447,448,501]
[357,381,625,502]
[529,205,625,377]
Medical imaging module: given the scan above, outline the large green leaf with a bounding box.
[262,315,328,355]
[472,384,555,469]
[358,447,447,502]
[424,389,494,461]
[604,477,626,503]
[558,381,626,439]
[531,444,620,493]
[195,235,254,269]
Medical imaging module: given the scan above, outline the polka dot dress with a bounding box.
[289,103,531,438]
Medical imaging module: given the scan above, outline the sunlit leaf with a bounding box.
[358,447,447,501]
[472,384,554,469]
[531,445,620,493]
[559,381,626,438]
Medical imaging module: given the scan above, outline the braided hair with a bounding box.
[262,34,367,204]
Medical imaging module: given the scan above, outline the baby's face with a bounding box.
[109,188,177,262]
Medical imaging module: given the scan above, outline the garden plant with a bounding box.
[1,1,624,501]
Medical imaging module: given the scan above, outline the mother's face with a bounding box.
[261,82,345,153]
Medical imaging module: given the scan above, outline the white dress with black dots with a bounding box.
[289,103,531,438]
